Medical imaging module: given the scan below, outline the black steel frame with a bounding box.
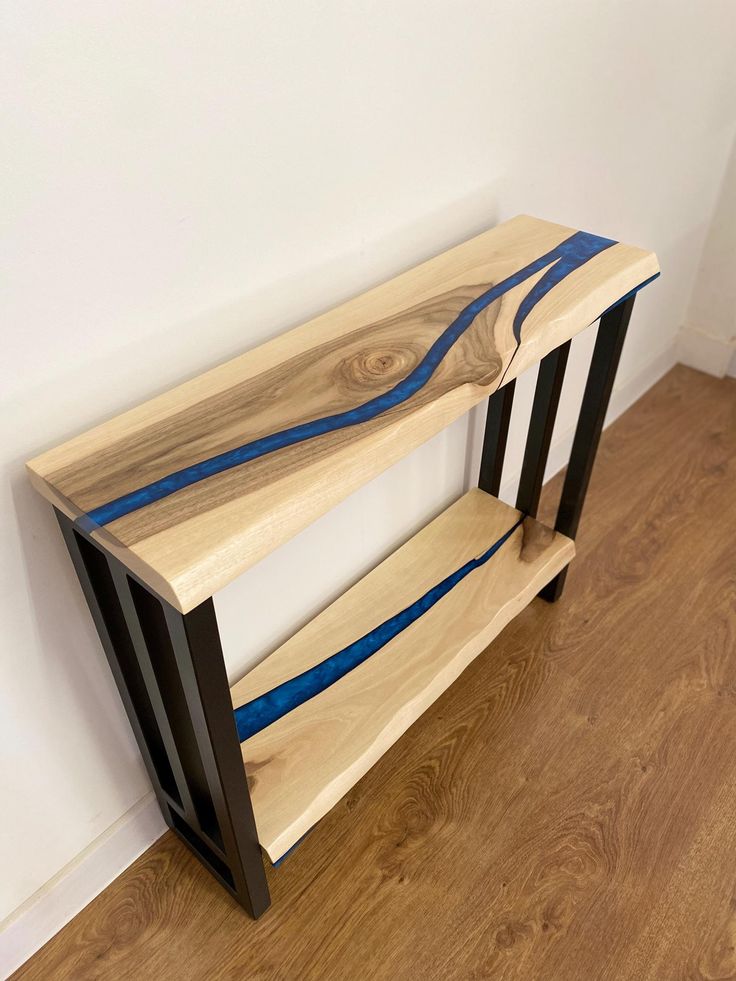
[479,295,635,599]
[55,510,271,917]
[50,294,634,917]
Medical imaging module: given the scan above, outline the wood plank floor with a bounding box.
[14,365,736,981]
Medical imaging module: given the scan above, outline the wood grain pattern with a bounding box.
[230,490,573,861]
[26,215,658,612]
[13,366,736,981]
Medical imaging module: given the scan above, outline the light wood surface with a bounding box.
[27,215,658,612]
[15,366,736,981]
[231,489,573,861]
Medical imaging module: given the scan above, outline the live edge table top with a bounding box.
[27,215,659,613]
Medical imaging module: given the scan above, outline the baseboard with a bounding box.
[498,341,677,500]
[0,794,166,978]
[676,324,735,379]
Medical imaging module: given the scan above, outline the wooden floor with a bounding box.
[15,365,736,981]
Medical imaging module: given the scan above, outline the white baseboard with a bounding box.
[0,341,678,979]
[676,324,736,379]
[0,794,166,978]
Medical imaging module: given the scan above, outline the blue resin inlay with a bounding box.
[85,230,615,527]
[233,513,525,742]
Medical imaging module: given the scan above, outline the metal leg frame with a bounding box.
[479,295,635,600]
[55,510,271,918]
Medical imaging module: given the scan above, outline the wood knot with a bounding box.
[519,518,556,564]
[336,345,421,395]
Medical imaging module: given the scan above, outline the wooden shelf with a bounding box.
[27,215,657,613]
[231,489,574,862]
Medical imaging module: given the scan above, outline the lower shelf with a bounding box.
[229,489,574,862]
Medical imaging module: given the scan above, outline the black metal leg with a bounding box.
[55,510,180,809]
[162,600,271,917]
[540,295,635,601]
[478,379,515,497]
[516,340,571,517]
[55,510,270,918]
[106,563,199,820]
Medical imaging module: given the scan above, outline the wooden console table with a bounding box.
[27,215,659,917]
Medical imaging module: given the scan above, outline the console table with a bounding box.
[27,215,659,917]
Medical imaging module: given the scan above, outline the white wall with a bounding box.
[2,0,735,960]
[679,136,736,376]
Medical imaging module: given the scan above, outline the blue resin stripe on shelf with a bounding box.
[233,513,525,743]
[85,230,615,527]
